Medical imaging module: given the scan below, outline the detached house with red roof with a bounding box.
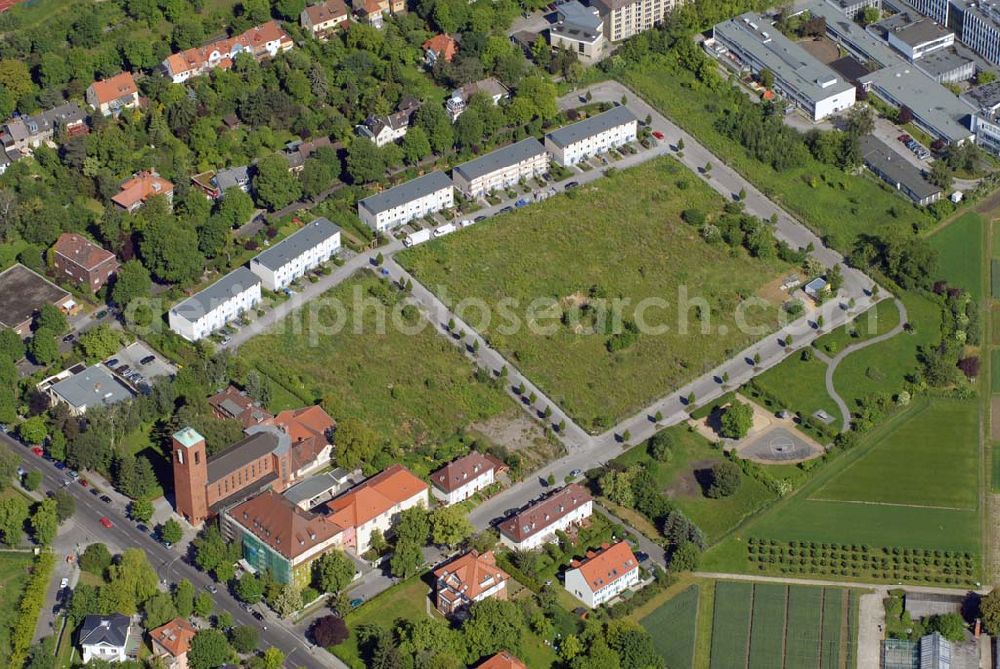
[163,21,294,84]
[564,541,640,608]
[430,451,503,506]
[423,34,457,66]
[498,483,592,551]
[223,490,345,587]
[112,171,174,213]
[149,617,196,669]
[325,464,428,554]
[433,550,509,615]
[478,651,528,669]
[51,233,119,291]
[86,72,140,117]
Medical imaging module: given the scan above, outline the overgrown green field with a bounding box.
[399,157,790,431]
[618,55,933,252]
[0,551,34,669]
[240,272,515,462]
[639,585,699,668]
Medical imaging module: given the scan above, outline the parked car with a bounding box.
[99,517,113,529]
[116,365,131,376]
[62,333,75,343]
[31,447,43,457]
[100,495,112,504]
[350,598,364,609]
[60,578,69,589]
[54,461,66,470]
[140,355,155,365]
[564,181,580,189]
[105,358,119,368]
[514,198,530,208]
[207,584,218,594]
[499,206,514,214]
[652,130,665,140]
[68,470,79,479]
[474,215,488,223]
[569,468,582,478]
[220,336,231,346]
[95,310,108,319]
[136,524,149,534]
[898,133,911,143]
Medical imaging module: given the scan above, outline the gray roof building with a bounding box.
[915,46,975,81]
[965,79,1000,110]
[800,0,899,67]
[452,137,546,183]
[251,218,340,272]
[216,165,251,192]
[919,632,952,669]
[207,424,290,484]
[48,365,135,412]
[79,614,131,648]
[282,467,361,508]
[358,171,453,216]
[860,64,976,142]
[546,106,637,149]
[170,267,261,322]
[883,13,953,47]
[859,134,943,204]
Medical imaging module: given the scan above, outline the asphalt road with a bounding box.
[6,432,345,669]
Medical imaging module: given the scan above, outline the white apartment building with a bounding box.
[451,138,549,199]
[249,218,341,291]
[564,541,641,608]
[549,1,607,62]
[498,483,593,551]
[358,171,454,232]
[591,0,672,42]
[713,13,856,121]
[885,14,955,61]
[545,105,638,166]
[429,451,500,505]
[168,267,262,341]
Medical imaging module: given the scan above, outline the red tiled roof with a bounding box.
[478,651,528,669]
[569,541,638,592]
[498,483,592,544]
[52,233,116,271]
[229,490,342,559]
[165,21,292,76]
[270,405,335,471]
[111,171,173,209]
[149,617,196,657]
[434,550,508,604]
[422,34,458,62]
[208,386,273,428]
[326,464,426,528]
[89,72,138,106]
[430,451,498,493]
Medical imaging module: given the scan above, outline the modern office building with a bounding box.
[860,64,976,142]
[712,13,857,120]
[549,1,607,62]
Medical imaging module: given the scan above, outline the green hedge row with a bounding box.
[10,551,55,669]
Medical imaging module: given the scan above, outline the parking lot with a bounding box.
[105,340,176,391]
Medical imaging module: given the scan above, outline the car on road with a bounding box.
[898,134,911,143]
[54,461,66,470]
[207,584,218,594]
[60,577,69,589]
[136,524,149,534]
[252,610,264,621]
[350,597,364,609]
[117,365,131,376]
[499,206,514,214]
[220,336,231,345]
[79,479,88,487]
[569,468,582,478]
[95,310,108,319]
[514,198,530,208]
[62,479,72,487]
[90,488,99,496]
[31,447,43,457]
[652,130,665,140]
[62,333,75,343]
[564,181,579,189]
[474,215,487,223]
[100,495,112,504]
[68,470,79,479]
[99,517,113,528]
[140,355,155,365]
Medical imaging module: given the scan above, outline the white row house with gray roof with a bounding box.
[452,137,549,198]
[545,106,638,166]
[358,170,454,232]
[169,267,262,341]
[249,217,341,290]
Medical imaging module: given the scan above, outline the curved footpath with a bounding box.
[823,298,909,432]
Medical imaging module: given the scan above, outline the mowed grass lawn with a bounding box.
[702,398,982,571]
[752,354,841,426]
[614,425,778,543]
[832,291,941,410]
[813,298,902,356]
[0,551,34,668]
[399,158,790,431]
[814,399,979,509]
[620,55,933,252]
[929,213,985,302]
[639,585,699,668]
[241,273,514,452]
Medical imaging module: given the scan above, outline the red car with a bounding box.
[99,517,113,529]
[30,447,43,457]
[652,131,665,140]
[80,479,89,487]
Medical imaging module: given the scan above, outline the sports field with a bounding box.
[398,157,790,431]
[639,585,699,668]
[708,581,856,669]
[929,212,984,302]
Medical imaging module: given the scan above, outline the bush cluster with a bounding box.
[747,538,975,584]
[10,551,55,668]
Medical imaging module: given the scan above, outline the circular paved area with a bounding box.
[737,425,822,463]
